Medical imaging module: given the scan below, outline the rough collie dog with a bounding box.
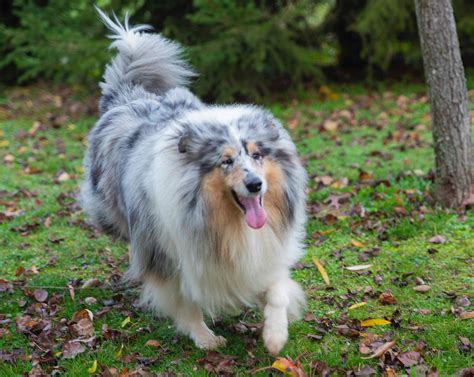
[81,9,307,355]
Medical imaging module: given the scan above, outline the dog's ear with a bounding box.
[267,122,280,142]
[178,126,198,153]
[178,131,189,153]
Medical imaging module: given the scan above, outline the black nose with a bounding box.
[245,176,262,193]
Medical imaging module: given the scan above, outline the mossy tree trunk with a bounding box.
[415,0,473,208]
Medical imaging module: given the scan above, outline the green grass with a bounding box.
[0,84,473,376]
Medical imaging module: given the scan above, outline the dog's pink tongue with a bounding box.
[239,196,266,229]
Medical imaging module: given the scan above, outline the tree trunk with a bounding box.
[415,0,473,208]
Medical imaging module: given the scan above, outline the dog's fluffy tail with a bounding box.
[96,8,194,106]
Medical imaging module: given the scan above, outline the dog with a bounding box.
[81,9,307,355]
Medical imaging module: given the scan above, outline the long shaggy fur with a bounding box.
[81,9,307,354]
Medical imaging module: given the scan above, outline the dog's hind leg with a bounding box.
[262,277,305,355]
[141,275,227,350]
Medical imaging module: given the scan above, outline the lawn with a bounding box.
[0,83,473,376]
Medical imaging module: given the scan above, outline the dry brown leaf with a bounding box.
[413,285,431,293]
[429,235,446,244]
[361,341,395,359]
[379,292,397,305]
[145,339,161,347]
[72,309,93,322]
[33,288,48,303]
[323,119,338,132]
[459,311,474,320]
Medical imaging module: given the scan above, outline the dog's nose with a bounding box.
[245,176,262,193]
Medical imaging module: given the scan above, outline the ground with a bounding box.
[0,83,473,376]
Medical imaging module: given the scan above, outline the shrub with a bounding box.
[0,0,112,86]
[0,0,335,102]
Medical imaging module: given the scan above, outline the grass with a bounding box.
[0,83,473,376]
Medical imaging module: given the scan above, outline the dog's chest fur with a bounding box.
[179,223,290,315]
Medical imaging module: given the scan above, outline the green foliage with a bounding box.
[1,0,473,98]
[1,0,108,85]
[179,0,335,101]
[346,0,474,74]
[0,0,335,101]
[0,83,473,375]
[349,0,419,72]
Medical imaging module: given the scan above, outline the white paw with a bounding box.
[195,334,227,350]
[263,328,288,355]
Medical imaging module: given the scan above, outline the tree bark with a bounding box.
[415,0,473,208]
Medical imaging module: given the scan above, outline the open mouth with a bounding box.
[231,190,267,229]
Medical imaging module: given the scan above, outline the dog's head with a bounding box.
[178,107,294,230]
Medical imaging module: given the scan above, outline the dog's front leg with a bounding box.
[262,278,305,355]
[175,302,227,350]
[142,276,226,350]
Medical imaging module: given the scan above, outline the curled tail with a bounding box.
[96,7,195,111]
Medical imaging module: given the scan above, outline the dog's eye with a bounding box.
[222,158,234,166]
[252,152,262,161]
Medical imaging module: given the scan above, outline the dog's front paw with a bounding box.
[263,327,288,355]
[195,334,227,350]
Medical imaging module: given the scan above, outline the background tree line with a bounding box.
[1,0,473,102]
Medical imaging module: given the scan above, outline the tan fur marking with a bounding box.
[246,141,258,156]
[225,166,244,188]
[263,159,286,238]
[222,146,236,160]
[202,169,244,265]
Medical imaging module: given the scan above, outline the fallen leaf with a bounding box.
[62,341,86,359]
[397,351,421,367]
[429,235,446,244]
[457,368,474,377]
[88,360,97,374]
[360,319,391,327]
[271,358,306,377]
[415,309,431,315]
[325,193,351,209]
[455,296,471,307]
[314,176,333,186]
[361,341,395,359]
[71,318,94,338]
[121,316,131,328]
[312,257,330,285]
[67,284,75,301]
[3,154,14,163]
[145,339,160,347]
[33,288,48,303]
[84,297,97,305]
[345,264,372,271]
[56,171,70,182]
[413,285,431,293]
[72,309,93,322]
[81,278,101,288]
[353,365,377,376]
[309,360,330,376]
[115,344,124,359]
[15,266,25,276]
[459,311,474,320]
[379,291,397,305]
[351,239,364,248]
[323,119,338,133]
[307,334,323,341]
[348,302,367,310]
